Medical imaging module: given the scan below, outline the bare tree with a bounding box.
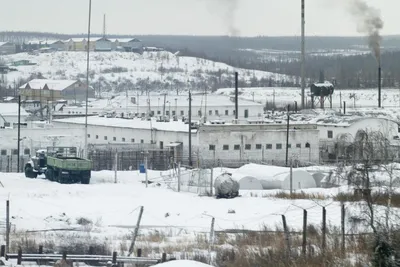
[335,129,400,265]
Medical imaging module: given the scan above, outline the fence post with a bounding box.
[341,204,345,255]
[17,248,22,265]
[114,152,118,184]
[282,215,291,259]
[112,251,117,265]
[137,248,142,257]
[162,253,167,262]
[38,245,43,254]
[62,251,67,260]
[302,209,307,256]
[322,207,326,254]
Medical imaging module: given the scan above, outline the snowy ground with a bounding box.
[0,169,355,238]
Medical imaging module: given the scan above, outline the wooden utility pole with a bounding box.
[210,168,214,196]
[6,200,9,254]
[285,105,290,166]
[188,91,192,167]
[128,206,144,256]
[177,162,181,192]
[145,153,148,188]
[17,95,21,172]
[114,152,118,183]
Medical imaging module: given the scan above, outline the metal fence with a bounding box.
[88,149,175,171]
[0,155,30,173]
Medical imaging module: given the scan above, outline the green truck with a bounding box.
[25,147,92,184]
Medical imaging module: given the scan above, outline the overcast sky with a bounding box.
[0,0,398,36]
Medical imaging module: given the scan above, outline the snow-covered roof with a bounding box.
[53,116,196,133]
[86,93,264,110]
[313,81,334,87]
[109,38,141,43]
[0,42,12,46]
[20,79,78,91]
[0,103,29,116]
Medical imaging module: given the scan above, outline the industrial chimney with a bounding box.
[378,66,382,108]
[235,72,239,120]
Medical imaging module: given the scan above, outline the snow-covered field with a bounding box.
[0,169,344,235]
[1,51,294,87]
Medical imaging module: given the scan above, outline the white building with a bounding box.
[316,116,400,160]
[0,42,16,54]
[59,94,265,121]
[51,116,319,166]
[0,103,29,128]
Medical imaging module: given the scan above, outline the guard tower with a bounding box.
[310,81,334,109]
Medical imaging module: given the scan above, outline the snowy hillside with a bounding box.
[1,51,295,91]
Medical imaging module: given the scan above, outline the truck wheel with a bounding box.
[45,169,54,181]
[25,166,37,178]
[81,177,90,184]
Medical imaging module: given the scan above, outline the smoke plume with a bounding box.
[203,0,239,36]
[349,0,384,64]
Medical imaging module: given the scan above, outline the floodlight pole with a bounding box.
[84,0,92,158]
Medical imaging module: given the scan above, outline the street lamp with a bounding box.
[84,0,92,159]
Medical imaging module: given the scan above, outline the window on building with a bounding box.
[233,110,236,116]
[24,148,30,155]
[0,150,6,156]
[104,136,108,140]
[96,135,99,139]
[266,144,272,149]
[166,110,170,116]
[172,111,176,116]
[180,110,184,116]
[245,144,251,150]
[276,144,282,149]
[287,144,291,149]
[215,110,219,116]
[209,110,212,115]
[305,142,311,148]
[198,110,202,116]
[113,137,116,141]
[160,141,164,149]
[223,145,229,150]
[296,143,301,148]
[131,138,135,143]
[209,145,215,151]
[234,145,240,150]
[256,144,262,150]
[327,130,333,139]
[87,134,90,138]
[12,149,18,155]
[225,110,229,116]
[244,109,249,118]
[157,110,161,115]
[141,139,144,143]
[122,137,126,142]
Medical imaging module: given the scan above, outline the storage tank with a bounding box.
[214,173,240,199]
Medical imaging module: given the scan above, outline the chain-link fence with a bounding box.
[0,155,30,173]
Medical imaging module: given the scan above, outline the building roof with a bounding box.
[20,79,78,91]
[83,93,264,110]
[0,103,29,116]
[53,116,195,133]
[0,42,12,47]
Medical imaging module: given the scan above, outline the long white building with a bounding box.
[57,93,265,121]
[52,116,320,166]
